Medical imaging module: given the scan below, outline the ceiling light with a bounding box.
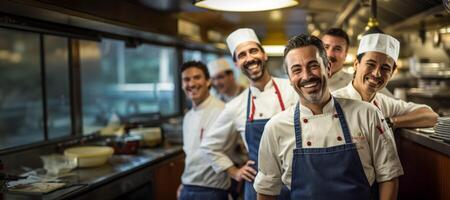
[262,45,285,56]
[194,0,298,12]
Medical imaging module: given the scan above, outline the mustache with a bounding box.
[243,59,262,69]
[328,56,337,63]
[298,77,321,87]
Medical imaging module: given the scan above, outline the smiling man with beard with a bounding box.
[254,34,403,200]
[200,28,298,200]
[178,61,231,200]
[333,33,438,129]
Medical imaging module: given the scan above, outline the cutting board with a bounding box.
[8,182,66,194]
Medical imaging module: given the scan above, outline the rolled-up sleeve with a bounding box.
[200,106,237,173]
[254,120,283,196]
[368,109,404,182]
[381,94,430,117]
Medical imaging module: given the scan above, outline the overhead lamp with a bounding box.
[194,0,298,12]
[262,30,289,56]
[263,45,285,56]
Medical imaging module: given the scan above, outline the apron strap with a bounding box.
[246,89,254,122]
[272,79,285,111]
[294,103,302,148]
[333,100,353,144]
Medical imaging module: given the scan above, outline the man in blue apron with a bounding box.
[254,34,404,200]
[200,28,298,200]
[178,61,230,200]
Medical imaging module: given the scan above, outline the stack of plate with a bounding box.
[431,117,450,141]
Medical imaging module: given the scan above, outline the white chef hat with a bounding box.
[207,58,232,77]
[226,28,260,56]
[357,33,400,62]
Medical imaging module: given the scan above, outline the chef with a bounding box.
[254,34,403,200]
[207,57,246,103]
[200,28,297,200]
[323,28,393,96]
[333,33,438,129]
[207,57,248,200]
[178,61,230,200]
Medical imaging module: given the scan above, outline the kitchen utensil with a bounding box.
[64,146,113,168]
[105,135,141,154]
[129,127,163,147]
[40,155,77,175]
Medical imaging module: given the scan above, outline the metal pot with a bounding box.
[105,135,141,154]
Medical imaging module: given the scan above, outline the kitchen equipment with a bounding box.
[105,135,141,154]
[40,155,77,175]
[129,127,162,147]
[64,146,113,168]
[8,182,66,194]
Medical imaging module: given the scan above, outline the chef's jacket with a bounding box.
[200,78,299,173]
[182,95,230,190]
[332,82,430,118]
[254,97,403,195]
[329,70,393,97]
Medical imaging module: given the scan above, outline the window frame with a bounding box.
[0,13,223,155]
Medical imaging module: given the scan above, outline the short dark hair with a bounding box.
[356,53,397,72]
[232,43,266,62]
[181,60,210,80]
[283,34,329,73]
[324,28,350,50]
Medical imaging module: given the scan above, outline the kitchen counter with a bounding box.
[398,128,450,156]
[396,128,450,200]
[4,143,183,200]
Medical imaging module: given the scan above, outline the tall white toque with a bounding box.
[207,58,232,77]
[226,28,260,56]
[357,33,400,62]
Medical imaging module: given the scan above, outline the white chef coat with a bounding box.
[200,78,299,173]
[333,82,430,118]
[254,97,404,195]
[329,70,393,97]
[182,95,230,190]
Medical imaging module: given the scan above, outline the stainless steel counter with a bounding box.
[4,143,183,200]
[398,128,450,157]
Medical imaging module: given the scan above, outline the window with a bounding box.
[0,28,44,148]
[44,35,71,139]
[80,39,179,135]
[202,53,218,65]
[183,49,202,62]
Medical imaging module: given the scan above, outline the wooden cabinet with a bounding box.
[152,153,185,200]
[396,134,450,200]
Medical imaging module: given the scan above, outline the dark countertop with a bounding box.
[398,128,450,157]
[4,143,183,200]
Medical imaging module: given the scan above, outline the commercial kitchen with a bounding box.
[0,0,449,199]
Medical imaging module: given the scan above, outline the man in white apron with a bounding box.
[333,33,438,129]
[200,28,298,200]
[254,34,403,200]
[323,28,393,96]
[178,61,230,200]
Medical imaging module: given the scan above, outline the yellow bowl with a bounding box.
[64,146,114,168]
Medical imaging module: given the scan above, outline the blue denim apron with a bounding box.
[290,101,372,200]
[244,80,290,200]
[180,184,228,200]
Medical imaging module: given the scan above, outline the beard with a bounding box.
[241,58,265,81]
[294,75,328,104]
